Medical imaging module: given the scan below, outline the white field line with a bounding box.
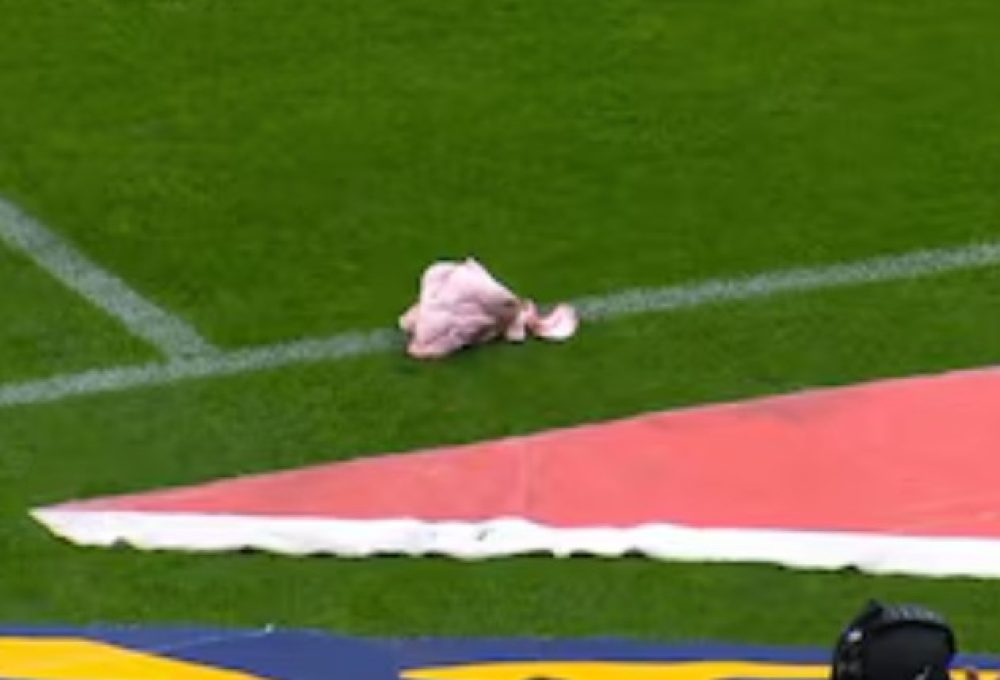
[0,196,218,358]
[0,329,398,408]
[573,241,1000,320]
[2,240,1000,409]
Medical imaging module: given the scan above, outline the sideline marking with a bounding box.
[574,241,1000,320]
[2,241,1000,409]
[0,196,217,358]
[0,329,397,408]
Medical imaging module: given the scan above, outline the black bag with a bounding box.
[831,600,956,680]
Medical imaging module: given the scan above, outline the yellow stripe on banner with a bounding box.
[404,660,831,680]
[0,637,264,680]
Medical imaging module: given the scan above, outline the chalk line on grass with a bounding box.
[2,240,1000,409]
[0,329,398,408]
[574,241,1000,320]
[0,196,217,358]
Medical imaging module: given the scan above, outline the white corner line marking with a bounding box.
[0,196,218,358]
[2,240,1000,409]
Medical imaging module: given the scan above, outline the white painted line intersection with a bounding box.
[2,238,999,409]
[0,197,218,358]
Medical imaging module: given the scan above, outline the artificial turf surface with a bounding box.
[2,0,1000,653]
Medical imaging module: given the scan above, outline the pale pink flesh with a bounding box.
[400,259,577,358]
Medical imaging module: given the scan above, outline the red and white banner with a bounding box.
[34,367,1000,577]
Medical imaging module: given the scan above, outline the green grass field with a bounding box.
[3,0,1000,654]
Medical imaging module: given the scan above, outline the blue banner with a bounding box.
[0,626,995,679]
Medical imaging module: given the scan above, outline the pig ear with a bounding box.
[528,304,579,341]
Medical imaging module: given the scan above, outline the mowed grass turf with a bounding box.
[2,0,1000,653]
[3,0,999,345]
[0,247,152,383]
